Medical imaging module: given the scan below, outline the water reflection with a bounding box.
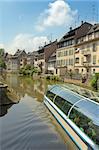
[2,74,59,102]
[0,74,68,150]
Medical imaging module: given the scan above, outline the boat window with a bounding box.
[54,96,65,110]
[62,101,72,115]
[69,106,99,145]
[54,96,72,115]
[46,91,55,102]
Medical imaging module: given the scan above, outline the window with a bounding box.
[54,96,65,110]
[69,106,99,145]
[64,50,68,56]
[75,58,79,63]
[46,91,55,101]
[81,57,84,65]
[93,55,96,64]
[93,69,95,74]
[88,34,92,40]
[65,59,68,66]
[62,101,72,115]
[54,96,72,115]
[82,69,83,72]
[56,69,57,74]
[93,43,97,52]
[94,32,99,38]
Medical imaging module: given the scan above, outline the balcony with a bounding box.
[83,61,91,68]
[81,49,91,56]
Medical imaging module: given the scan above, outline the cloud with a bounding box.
[36,0,77,31]
[5,34,49,54]
[0,44,4,49]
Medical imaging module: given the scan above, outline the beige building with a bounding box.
[56,22,92,76]
[75,24,99,75]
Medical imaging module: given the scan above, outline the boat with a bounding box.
[44,85,99,150]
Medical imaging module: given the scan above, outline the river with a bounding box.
[0,74,80,150]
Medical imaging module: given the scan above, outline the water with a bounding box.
[0,74,78,150]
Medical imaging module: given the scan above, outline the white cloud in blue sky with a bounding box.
[5,34,49,54]
[0,0,98,53]
[36,0,77,31]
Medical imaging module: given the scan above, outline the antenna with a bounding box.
[92,3,97,23]
[50,33,53,42]
[97,7,98,22]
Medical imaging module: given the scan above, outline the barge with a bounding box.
[44,85,99,150]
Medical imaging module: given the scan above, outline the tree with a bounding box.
[0,49,4,56]
[0,57,6,69]
[0,48,6,70]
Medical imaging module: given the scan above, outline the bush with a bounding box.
[90,73,99,90]
[19,65,39,76]
[46,75,60,81]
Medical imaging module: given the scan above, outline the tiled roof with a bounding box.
[87,23,99,34]
[14,49,26,57]
[58,22,92,43]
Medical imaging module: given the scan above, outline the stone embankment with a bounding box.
[0,82,19,105]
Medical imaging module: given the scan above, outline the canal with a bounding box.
[0,74,78,150]
[0,74,99,150]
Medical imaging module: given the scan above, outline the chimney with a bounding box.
[44,41,46,45]
[70,27,72,31]
[81,21,83,25]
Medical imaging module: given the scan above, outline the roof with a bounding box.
[58,22,92,44]
[48,85,99,126]
[14,49,26,57]
[87,23,99,34]
[37,48,44,54]
[44,40,57,48]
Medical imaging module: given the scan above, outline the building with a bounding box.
[47,51,56,74]
[56,22,92,76]
[74,23,99,75]
[44,40,57,74]
[33,51,39,68]
[27,52,34,66]
[6,49,27,72]
[35,47,45,73]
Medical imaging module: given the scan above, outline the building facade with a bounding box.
[27,52,34,66]
[75,23,99,75]
[6,49,27,72]
[56,22,92,76]
[44,40,57,74]
[47,51,56,74]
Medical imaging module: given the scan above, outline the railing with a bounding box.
[81,49,91,55]
[83,61,91,67]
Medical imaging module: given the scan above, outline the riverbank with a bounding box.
[1,73,99,103]
[0,82,19,105]
[64,78,92,91]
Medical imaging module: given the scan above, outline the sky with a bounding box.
[0,0,99,54]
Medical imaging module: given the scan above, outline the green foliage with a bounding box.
[90,73,99,90]
[19,65,39,76]
[46,75,60,81]
[0,49,4,56]
[0,57,6,69]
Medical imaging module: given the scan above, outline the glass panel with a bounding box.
[46,91,55,101]
[51,86,63,95]
[62,101,72,115]
[50,86,82,104]
[54,96,65,110]
[75,100,99,125]
[69,106,99,145]
[58,89,81,104]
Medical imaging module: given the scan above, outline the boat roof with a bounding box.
[48,85,99,126]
